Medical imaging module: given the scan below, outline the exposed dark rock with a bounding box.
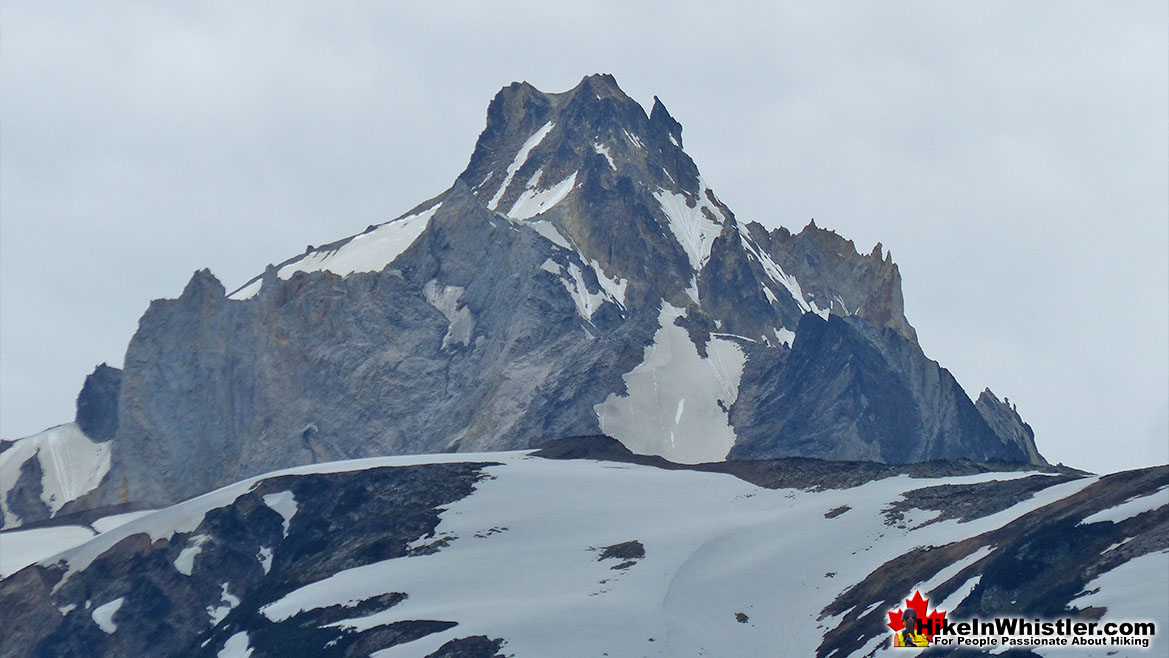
[4,452,50,530]
[882,473,1081,528]
[729,314,1036,464]
[533,435,1071,492]
[976,389,1048,466]
[424,636,506,658]
[597,540,645,561]
[75,364,122,442]
[824,505,851,519]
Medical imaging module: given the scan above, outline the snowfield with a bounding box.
[4,449,1164,658]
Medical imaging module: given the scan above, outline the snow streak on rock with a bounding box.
[508,170,578,220]
[488,122,556,211]
[654,185,724,273]
[0,423,110,527]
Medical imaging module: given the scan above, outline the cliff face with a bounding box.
[729,314,1027,463]
[976,388,1048,466]
[748,220,918,343]
[109,183,650,506]
[28,73,1041,511]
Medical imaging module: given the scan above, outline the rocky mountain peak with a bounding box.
[460,74,698,207]
[976,388,1048,466]
[0,75,1047,520]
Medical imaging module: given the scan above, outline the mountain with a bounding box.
[3,73,1041,522]
[1,439,1164,658]
[1,75,1164,658]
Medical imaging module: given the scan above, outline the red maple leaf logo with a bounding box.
[887,590,947,641]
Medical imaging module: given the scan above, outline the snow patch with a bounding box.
[593,142,616,170]
[489,122,555,211]
[655,187,724,272]
[259,456,1083,658]
[508,171,577,220]
[91,510,155,534]
[0,423,111,527]
[1079,485,1168,525]
[218,632,254,658]
[937,574,982,612]
[262,491,298,538]
[527,220,572,249]
[560,262,608,321]
[0,525,97,577]
[595,303,746,463]
[231,203,441,299]
[258,546,274,575]
[423,281,474,349]
[174,534,211,576]
[589,259,628,308]
[1054,550,1169,657]
[912,545,994,598]
[91,597,124,634]
[775,328,796,347]
[208,582,240,626]
[739,232,814,315]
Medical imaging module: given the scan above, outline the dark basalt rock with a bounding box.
[75,364,122,443]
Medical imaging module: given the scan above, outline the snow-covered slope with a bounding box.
[3,442,1163,658]
[0,423,109,529]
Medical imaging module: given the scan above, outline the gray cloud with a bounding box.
[3,1,1165,473]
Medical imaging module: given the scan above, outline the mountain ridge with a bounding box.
[3,73,1042,521]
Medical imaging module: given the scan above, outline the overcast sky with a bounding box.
[2,1,1166,473]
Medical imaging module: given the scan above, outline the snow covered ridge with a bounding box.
[0,423,110,529]
[229,200,443,300]
[1,443,1163,658]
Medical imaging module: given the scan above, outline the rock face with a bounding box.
[74,364,122,443]
[729,314,1034,463]
[31,72,1043,511]
[747,220,917,343]
[975,388,1047,466]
